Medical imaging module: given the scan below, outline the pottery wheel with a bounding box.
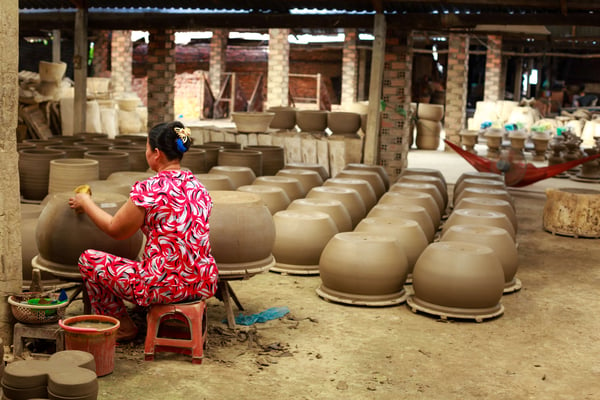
[269,263,320,276]
[503,277,522,294]
[315,285,408,307]
[406,295,504,323]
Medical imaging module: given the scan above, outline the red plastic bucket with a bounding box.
[58,315,120,377]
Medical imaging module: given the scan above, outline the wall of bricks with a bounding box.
[111,30,133,94]
[146,29,176,128]
[484,34,502,102]
[444,33,470,145]
[91,30,110,78]
[209,29,228,97]
[267,28,290,108]
[378,32,413,179]
[340,29,358,107]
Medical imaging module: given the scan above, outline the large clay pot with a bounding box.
[276,169,324,194]
[399,168,447,189]
[354,217,428,276]
[416,103,444,121]
[408,241,505,321]
[271,210,338,275]
[245,145,285,176]
[267,106,297,130]
[19,148,66,201]
[334,170,386,199]
[180,148,207,173]
[21,203,55,281]
[296,110,328,133]
[195,173,235,191]
[48,158,100,194]
[209,166,256,189]
[390,182,445,216]
[24,138,63,149]
[46,145,88,158]
[454,178,506,203]
[453,196,517,234]
[34,192,144,279]
[317,232,409,306]
[323,177,377,212]
[111,144,149,172]
[218,149,263,177]
[367,203,435,243]
[84,150,130,179]
[192,144,222,171]
[76,141,111,152]
[306,186,366,228]
[231,112,275,133]
[85,179,132,197]
[75,132,108,141]
[327,112,361,136]
[415,120,442,150]
[441,208,516,242]
[209,191,276,278]
[285,162,329,181]
[344,163,390,190]
[287,197,352,233]
[106,171,154,188]
[454,187,515,211]
[378,191,441,229]
[205,141,241,150]
[454,171,504,199]
[237,185,290,214]
[115,134,148,146]
[396,174,448,210]
[440,224,520,293]
[253,176,305,201]
[39,60,67,83]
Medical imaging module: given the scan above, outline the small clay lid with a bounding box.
[47,368,98,397]
[49,350,96,372]
[2,359,49,388]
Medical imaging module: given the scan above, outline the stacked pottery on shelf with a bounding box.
[296,110,328,134]
[415,103,444,150]
[267,107,297,131]
[327,111,362,137]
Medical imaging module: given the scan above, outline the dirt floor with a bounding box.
[11,147,600,400]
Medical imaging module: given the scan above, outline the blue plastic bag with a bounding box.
[232,306,290,326]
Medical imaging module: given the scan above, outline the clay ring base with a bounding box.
[270,263,320,276]
[406,295,504,323]
[217,255,275,280]
[316,285,408,307]
[503,277,522,294]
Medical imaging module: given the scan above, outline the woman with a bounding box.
[69,121,218,341]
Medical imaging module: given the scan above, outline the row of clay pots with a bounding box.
[265,107,366,136]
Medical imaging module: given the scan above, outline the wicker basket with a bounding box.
[8,293,68,324]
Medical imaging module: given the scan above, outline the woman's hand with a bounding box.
[69,192,91,214]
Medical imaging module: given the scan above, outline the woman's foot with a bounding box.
[116,314,139,342]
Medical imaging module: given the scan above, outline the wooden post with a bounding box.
[363,13,386,165]
[513,56,522,102]
[52,29,61,63]
[73,8,88,134]
[316,73,322,110]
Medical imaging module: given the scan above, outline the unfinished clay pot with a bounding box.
[285,162,329,181]
[84,150,130,180]
[19,148,67,201]
[204,141,242,150]
[396,174,448,210]
[441,208,516,242]
[390,181,445,216]
[408,241,505,321]
[440,224,520,293]
[24,138,63,149]
[267,106,297,130]
[354,217,428,276]
[245,145,285,176]
[416,103,444,121]
[323,177,377,212]
[296,110,328,133]
[218,149,263,177]
[327,111,362,136]
[209,166,256,189]
[454,178,506,203]
[34,192,144,279]
[21,204,54,281]
[180,148,207,173]
[39,60,67,83]
[367,203,435,243]
[194,173,235,191]
[209,191,276,278]
[271,210,338,275]
[287,197,353,233]
[306,186,366,228]
[231,111,275,133]
[454,187,515,211]
[48,158,100,195]
[454,171,504,195]
[192,144,223,171]
[276,168,324,193]
[46,145,88,158]
[378,191,441,229]
[317,232,409,306]
[237,184,291,214]
[85,180,132,197]
[344,163,390,190]
[453,196,518,234]
[415,120,442,150]
[335,169,386,199]
[253,175,305,201]
[106,171,154,188]
[398,168,447,190]
[111,144,149,172]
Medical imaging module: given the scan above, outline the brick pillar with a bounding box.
[267,28,290,108]
[209,29,228,98]
[0,0,22,343]
[444,33,470,146]
[378,32,413,179]
[111,30,133,94]
[484,35,502,102]
[341,29,358,107]
[91,30,111,78]
[146,29,176,128]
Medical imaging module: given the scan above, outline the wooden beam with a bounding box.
[73,8,87,134]
[363,13,386,166]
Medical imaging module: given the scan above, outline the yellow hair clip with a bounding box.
[174,126,191,143]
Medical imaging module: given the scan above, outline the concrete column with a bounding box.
[341,29,358,107]
[484,35,502,102]
[0,0,22,343]
[378,32,413,179]
[444,33,470,145]
[91,30,111,78]
[111,30,133,93]
[146,29,176,129]
[209,29,228,98]
[267,28,290,108]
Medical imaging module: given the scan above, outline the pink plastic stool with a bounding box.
[144,299,207,364]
